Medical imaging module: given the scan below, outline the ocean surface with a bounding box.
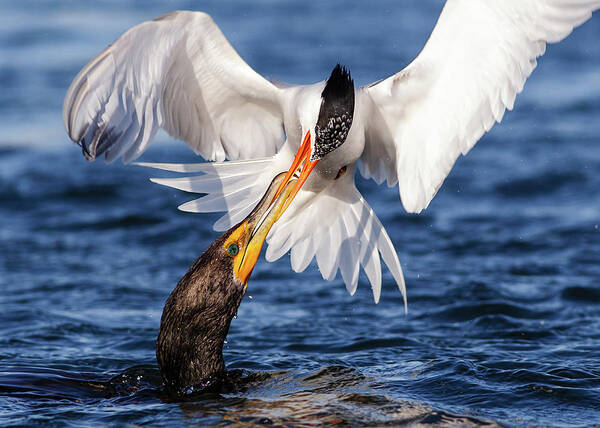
[1,1,600,426]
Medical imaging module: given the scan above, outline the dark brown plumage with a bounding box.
[156,229,243,395]
[155,172,295,396]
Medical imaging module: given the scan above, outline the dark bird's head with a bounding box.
[156,173,297,396]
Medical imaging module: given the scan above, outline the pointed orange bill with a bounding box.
[270,130,319,220]
[228,131,320,284]
[272,130,311,201]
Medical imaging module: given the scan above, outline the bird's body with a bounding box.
[64,2,600,303]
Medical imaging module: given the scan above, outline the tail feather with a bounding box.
[315,218,343,281]
[150,174,249,194]
[372,203,407,311]
[340,217,361,295]
[212,201,260,232]
[290,237,314,273]
[142,158,274,231]
[265,164,406,306]
[135,157,273,173]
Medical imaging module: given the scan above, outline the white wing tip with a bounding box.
[149,177,177,188]
[178,200,198,212]
[135,162,209,173]
[373,291,380,304]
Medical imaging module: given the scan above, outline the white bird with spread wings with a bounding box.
[63,1,600,307]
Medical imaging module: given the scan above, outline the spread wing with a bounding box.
[361,0,600,213]
[63,11,285,163]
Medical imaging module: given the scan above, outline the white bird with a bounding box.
[63,1,600,307]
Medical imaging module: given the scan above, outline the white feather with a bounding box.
[290,237,313,273]
[63,11,285,163]
[141,161,407,306]
[364,0,600,214]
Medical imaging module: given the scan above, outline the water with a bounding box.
[1,1,600,426]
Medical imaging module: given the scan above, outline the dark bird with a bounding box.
[156,172,296,395]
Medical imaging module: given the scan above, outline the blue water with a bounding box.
[1,1,600,426]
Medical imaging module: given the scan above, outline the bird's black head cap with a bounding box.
[312,64,355,161]
[321,64,354,106]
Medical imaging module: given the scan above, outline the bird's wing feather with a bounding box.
[143,157,276,231]
[363,0,600,213]
[265,164,406,307]
[141,159,406,307]
[63,11,285,163]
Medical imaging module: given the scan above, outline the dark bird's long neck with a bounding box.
[156,233,245,394]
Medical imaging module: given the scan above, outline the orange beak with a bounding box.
[271,130,319,219]
[230,132,319,285]
[232,172,297,285]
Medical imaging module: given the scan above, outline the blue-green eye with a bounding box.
[227,243,239,256]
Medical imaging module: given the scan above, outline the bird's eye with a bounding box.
[227,243,239,256]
